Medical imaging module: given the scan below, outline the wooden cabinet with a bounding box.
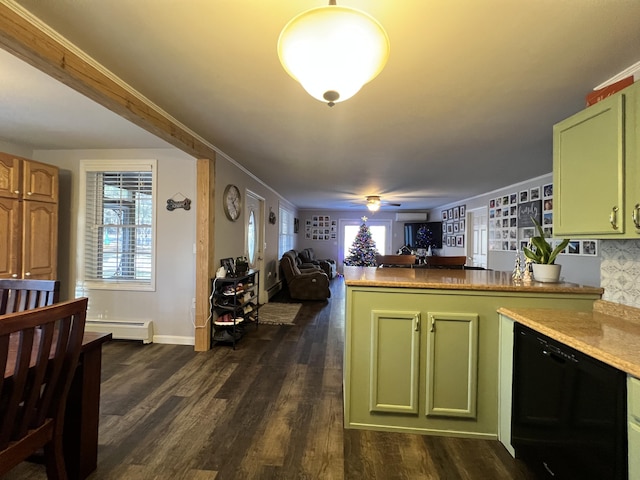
[629,375,640,480]
[553,81,640,238]
[344,287,599,438]
[0,153,58,279]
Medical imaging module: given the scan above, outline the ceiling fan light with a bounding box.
[367,202,380,212]
[277,4,389,106]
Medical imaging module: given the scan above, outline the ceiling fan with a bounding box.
[365,195,401,212]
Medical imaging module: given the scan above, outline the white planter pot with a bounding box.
[532,263,562,283]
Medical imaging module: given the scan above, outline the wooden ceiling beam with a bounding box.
[0,1,216,161]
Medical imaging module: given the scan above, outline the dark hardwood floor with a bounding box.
[6,277,538,479]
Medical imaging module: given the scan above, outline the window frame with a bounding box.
[278,203,295,257]
[78,159,157,291]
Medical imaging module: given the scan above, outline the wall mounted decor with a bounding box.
[223,184,241,221]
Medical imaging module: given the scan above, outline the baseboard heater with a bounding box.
[267,281,282,300]
[86,319,153,344]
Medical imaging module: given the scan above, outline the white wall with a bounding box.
[32,148,198,344]
[214,156,297,294]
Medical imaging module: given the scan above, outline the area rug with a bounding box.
[259,302,302,325]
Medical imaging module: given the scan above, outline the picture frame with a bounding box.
[294,218,299,233]
[220,257,235,276]
[459,204,466,217]
[442,210,448,221]
[453,206,459,219]
[530,187,540,200]
[543,183,553,198]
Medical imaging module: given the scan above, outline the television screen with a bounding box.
[404,222,443,249]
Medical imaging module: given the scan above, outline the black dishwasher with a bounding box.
[512,323,627,479]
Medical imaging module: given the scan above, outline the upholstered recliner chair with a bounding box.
[298,248,337,279]
[280,251,331,301]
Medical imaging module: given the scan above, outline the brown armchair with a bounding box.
[298,248,337,279]
[280,251,330,301]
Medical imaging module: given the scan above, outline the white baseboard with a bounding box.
[153,335,194,345]
[86,319,153,344]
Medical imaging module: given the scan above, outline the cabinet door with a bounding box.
[22,160,58,204]
[22,201,58,279]
[553,93,626,236]
[0,153,21,200]
[630,376,640,480]
[369,310,421,414]
[425,312,478,418]
[0,198,20,278]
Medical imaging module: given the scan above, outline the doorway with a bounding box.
[466,207,488,268]
[245,190,267,303]
[338,218,392,271]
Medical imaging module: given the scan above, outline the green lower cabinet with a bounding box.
[629,375,640,480]
[369,310,421,414]
[426,312,478,419]
[344,287,599,439]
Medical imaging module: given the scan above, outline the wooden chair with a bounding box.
[376,255,416,268]
[0,298,88,479]
[425,256,467,269]
[0,279,60,315]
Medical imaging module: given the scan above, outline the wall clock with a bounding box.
[223,184,241,221]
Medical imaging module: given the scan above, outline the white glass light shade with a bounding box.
[367,201,380,212]
[277,5,389,105]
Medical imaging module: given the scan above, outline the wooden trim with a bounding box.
[194,158,215,351]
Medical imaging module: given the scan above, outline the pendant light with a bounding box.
[277,0,390,107]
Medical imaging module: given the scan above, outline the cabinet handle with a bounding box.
[609,206,619,230]
[430,315,435,333]
[414,315,420,332]
[633,204,640,230]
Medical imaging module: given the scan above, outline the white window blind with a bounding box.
[80,160,156,290]
[279,205,294,257]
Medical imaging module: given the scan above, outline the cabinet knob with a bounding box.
[27,192,32,196]
[11,274,18,278]
[25,272,31,276]
[633,204,640,230]
[609,206,619,230]
[14,190,20,195]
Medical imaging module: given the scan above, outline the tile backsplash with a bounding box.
[600,240,640,308]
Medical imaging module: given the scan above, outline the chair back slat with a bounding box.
[0,298,87,454]
[0,280,60,315]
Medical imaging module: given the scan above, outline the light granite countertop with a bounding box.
[342,266,604,295]
[498,300,640,378]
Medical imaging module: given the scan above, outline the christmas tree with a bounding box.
[344,217,379,267]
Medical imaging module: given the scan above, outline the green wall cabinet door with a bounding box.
[553,81,640,238]
[369,310,421,414]
[629,375,640,480]
[425,312,478,419]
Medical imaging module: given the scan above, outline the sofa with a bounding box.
[298,248,337,279]
[280,250,331,301]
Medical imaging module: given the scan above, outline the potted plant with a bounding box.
[522,218,570,283]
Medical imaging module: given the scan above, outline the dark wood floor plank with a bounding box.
[4,277,539,480]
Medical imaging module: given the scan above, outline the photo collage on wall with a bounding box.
[305,215,336,241]
[488,183,598,256]
[441,204,466,248]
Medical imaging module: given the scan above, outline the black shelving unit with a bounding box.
[210,270,259,348]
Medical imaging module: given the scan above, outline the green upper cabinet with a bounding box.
[553,81,640,238]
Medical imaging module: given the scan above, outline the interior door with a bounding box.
[467,207,488,268]
[245,190,266,303]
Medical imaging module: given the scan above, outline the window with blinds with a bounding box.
[279,205,294,257]
[80,160,156,290]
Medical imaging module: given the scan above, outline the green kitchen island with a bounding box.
[343,266,603,439]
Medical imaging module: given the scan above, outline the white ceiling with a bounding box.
[2,0,640,211]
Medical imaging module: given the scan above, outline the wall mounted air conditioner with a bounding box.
[395,212,428,222]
